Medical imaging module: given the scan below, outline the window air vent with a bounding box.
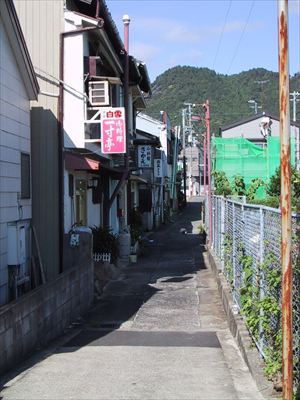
[88,81,110,106]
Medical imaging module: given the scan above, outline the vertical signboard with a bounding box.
[101,107,126,154]
[154,158,163,178]
[138,145,152,168]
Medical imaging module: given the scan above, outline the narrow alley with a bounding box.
[1,200,264,400]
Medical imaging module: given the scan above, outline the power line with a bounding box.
[226,1,255,75]
[212,0,232,70]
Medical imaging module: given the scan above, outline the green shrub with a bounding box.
[248,196,280,209]
[91,226,119,262]
[212,170,232,196]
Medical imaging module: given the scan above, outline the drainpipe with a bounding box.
[58,20,104,272]
[95,0,100,19]
[107,15,130,211]
[278,1,293,399]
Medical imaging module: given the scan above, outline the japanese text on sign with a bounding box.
[138,145,152,168]
[101,108,126,154]
[154,158,162,178]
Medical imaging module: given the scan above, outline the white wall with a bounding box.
[63,15,85,148]
[0,18,32,305]
[87,188,101,228]
[136,114,162,138]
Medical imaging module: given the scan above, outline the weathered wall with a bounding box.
[0,242,93,375]
[0,14,32,305]
[14,0,64,281]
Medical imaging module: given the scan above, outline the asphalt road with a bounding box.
[1,199,264,400]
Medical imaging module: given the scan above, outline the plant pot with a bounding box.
[129,254,137,263]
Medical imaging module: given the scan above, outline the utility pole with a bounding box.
[203,135,207,195]
[182,108,187,205]
[184,103,193,198]
[204,100,212,246]
[290,91,300,169]
[278,1,293,399]
[290,91,300,122]
[248,99,262,114]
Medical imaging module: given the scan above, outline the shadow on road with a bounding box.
[0,199,206,389]
[63,199,206,346]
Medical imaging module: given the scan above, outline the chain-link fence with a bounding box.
[204,195,300,387]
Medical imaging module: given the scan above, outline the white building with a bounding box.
[0,0,39,305]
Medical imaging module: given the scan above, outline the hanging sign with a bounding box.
[154,158,162,178]
[138,145,152,168]
[101,107,126,154]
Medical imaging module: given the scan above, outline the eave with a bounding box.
[1,0,39,100]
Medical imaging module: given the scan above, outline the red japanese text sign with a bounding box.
[101,107,126,154]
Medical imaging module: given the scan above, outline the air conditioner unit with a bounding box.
[88,81,110,107]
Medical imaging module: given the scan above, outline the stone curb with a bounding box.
[204,248,278,400]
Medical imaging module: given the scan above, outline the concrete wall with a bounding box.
[0,234,93,375]
[0,15,32,305]
[14,0,63,281]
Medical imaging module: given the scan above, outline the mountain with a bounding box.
[145,66,300,135]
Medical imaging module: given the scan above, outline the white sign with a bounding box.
[154,158,162,178]
[138,145,152,168]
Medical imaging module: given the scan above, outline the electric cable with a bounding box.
[226,1,255,75]
[212,0,232,71]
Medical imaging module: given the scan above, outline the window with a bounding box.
[21,153,30,199]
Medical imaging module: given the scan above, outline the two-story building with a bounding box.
[0,0,39,305]
[15,0,151,271]
[62,0,151,240]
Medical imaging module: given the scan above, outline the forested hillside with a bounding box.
[145,66,300,135]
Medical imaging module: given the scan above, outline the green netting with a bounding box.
[211,135,295,199]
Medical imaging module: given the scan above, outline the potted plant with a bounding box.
[129,208,143,256]
[198,222,207,244]
[91,226,119,263]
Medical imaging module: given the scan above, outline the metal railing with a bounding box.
[204,195,300,386]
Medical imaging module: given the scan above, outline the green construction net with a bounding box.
[211,136,295,198]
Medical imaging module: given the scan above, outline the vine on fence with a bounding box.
[237,243,282,380]
[223,234,233,287]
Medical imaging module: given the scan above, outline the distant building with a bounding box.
[220,112,300,169]
[178,146,201,197]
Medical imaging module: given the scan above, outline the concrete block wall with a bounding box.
[0,259,93,375]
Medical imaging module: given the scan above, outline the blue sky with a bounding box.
[106,0,300,82]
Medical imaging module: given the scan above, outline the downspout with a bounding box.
[107,15,130,211]
[58,20,104,272]
[95,0,100,19]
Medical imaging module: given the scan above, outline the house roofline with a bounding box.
[1,0,39,100]
[221,112,300,131]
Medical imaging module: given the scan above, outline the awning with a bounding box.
[101,165,126,180]
[130,175,148,184]
[65,153,100,171]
